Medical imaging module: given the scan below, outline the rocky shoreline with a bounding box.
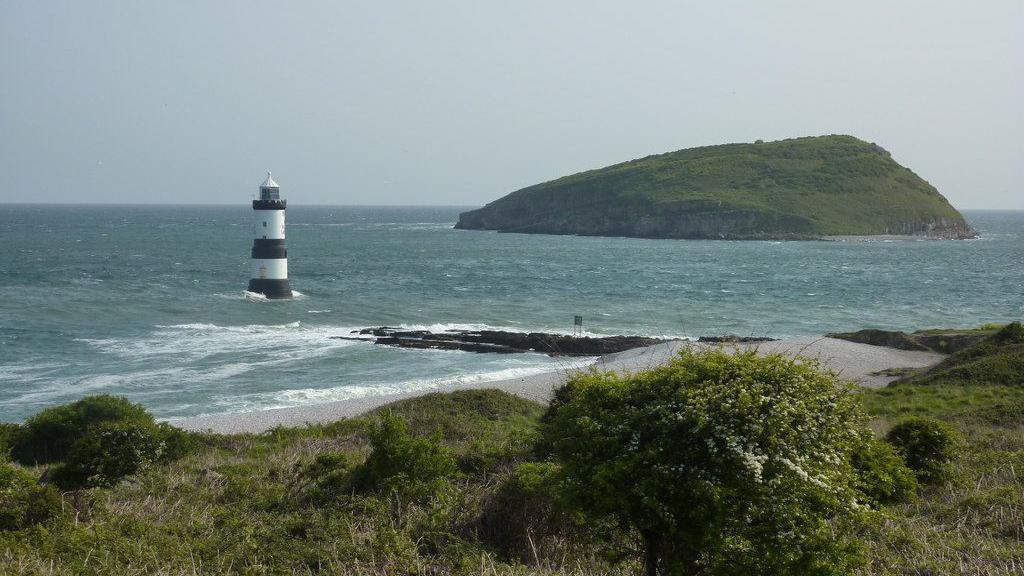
[333,327,774,356]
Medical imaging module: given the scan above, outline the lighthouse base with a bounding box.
[247,278,293,299]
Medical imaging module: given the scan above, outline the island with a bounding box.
[455,135,977,240]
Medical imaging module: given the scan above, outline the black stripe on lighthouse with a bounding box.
[248,278,292,299]
[251,239,287,259]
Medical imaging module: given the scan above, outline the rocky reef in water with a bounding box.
[334,328,774,356]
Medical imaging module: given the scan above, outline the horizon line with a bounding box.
[0,201,482,209]
[1,201,1022,212]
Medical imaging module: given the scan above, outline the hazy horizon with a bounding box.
[2,1,1022,209]
[3,202,1023,211]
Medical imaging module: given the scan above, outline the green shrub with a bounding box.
[155,422,199,462]
[370,389,545,441]
[477,461,566,562]
[11,395,154,465]
[369,390,544,474]
[851,436,917,506]
[885,417,958,484]
[0,462,63,531]
[0,422,19,458]
[458,427,540,474]
[52,420,165,489]
[542,349,869,575]
[350,413,457,501]
[295,452,355,502]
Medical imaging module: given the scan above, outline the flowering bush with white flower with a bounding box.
[542,348,872,576]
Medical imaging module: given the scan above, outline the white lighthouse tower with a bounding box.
[247,171,292,299]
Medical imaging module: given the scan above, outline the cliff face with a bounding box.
[455,135,976,240]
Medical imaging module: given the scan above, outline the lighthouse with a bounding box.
[247,171,292,299]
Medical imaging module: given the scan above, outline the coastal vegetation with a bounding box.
[6,394,194,489]
[830,323,1006,354]
[883,417,958,484]
[898,321,1024,386]
[0,324,1020,575]
[455,135,976,240]
[541,350,872,575]
[856,323,1024,573]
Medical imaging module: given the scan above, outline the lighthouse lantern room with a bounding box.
[247,171,292,299]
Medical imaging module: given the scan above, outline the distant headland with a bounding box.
[455,135,977,240]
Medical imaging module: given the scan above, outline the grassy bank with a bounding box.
[2,325,1022,575]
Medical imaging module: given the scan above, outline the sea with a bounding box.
[1,205,1021,422]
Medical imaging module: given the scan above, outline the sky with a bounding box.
[1,1,1021,209]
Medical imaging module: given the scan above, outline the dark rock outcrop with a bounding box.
[335,327,669,356]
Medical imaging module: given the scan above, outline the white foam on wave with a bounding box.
[11,322,373,406]
[31,319,679,418]
[387,321,699,340]
[391,321,613,338]
[76,321,361,362]
[250,359,595,412]
[0,361,66,384]
[239,289,305,301]
[395,321,525,333]
[5,363,258,405]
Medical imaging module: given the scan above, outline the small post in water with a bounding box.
[573,315,583,337]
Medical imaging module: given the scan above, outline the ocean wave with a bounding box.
[238,289,306,301]
[387,321,698,340]
[250,361,594,412]
[393,321,529,333]
[30,320,678,419]
[76,321,361,362]
[2,363,260,406]
[0,361,66,383]
[151,321,299,330]
[390,321,613,338]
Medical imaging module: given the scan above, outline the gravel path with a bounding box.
[171,337,943,434]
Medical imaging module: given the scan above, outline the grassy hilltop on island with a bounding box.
[456,135,976,240]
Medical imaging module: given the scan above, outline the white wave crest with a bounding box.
[240,289,305,301]
[258,361,592,411]
[76,321,361,362]
[390,321,613,337]
[3,363,258,406]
